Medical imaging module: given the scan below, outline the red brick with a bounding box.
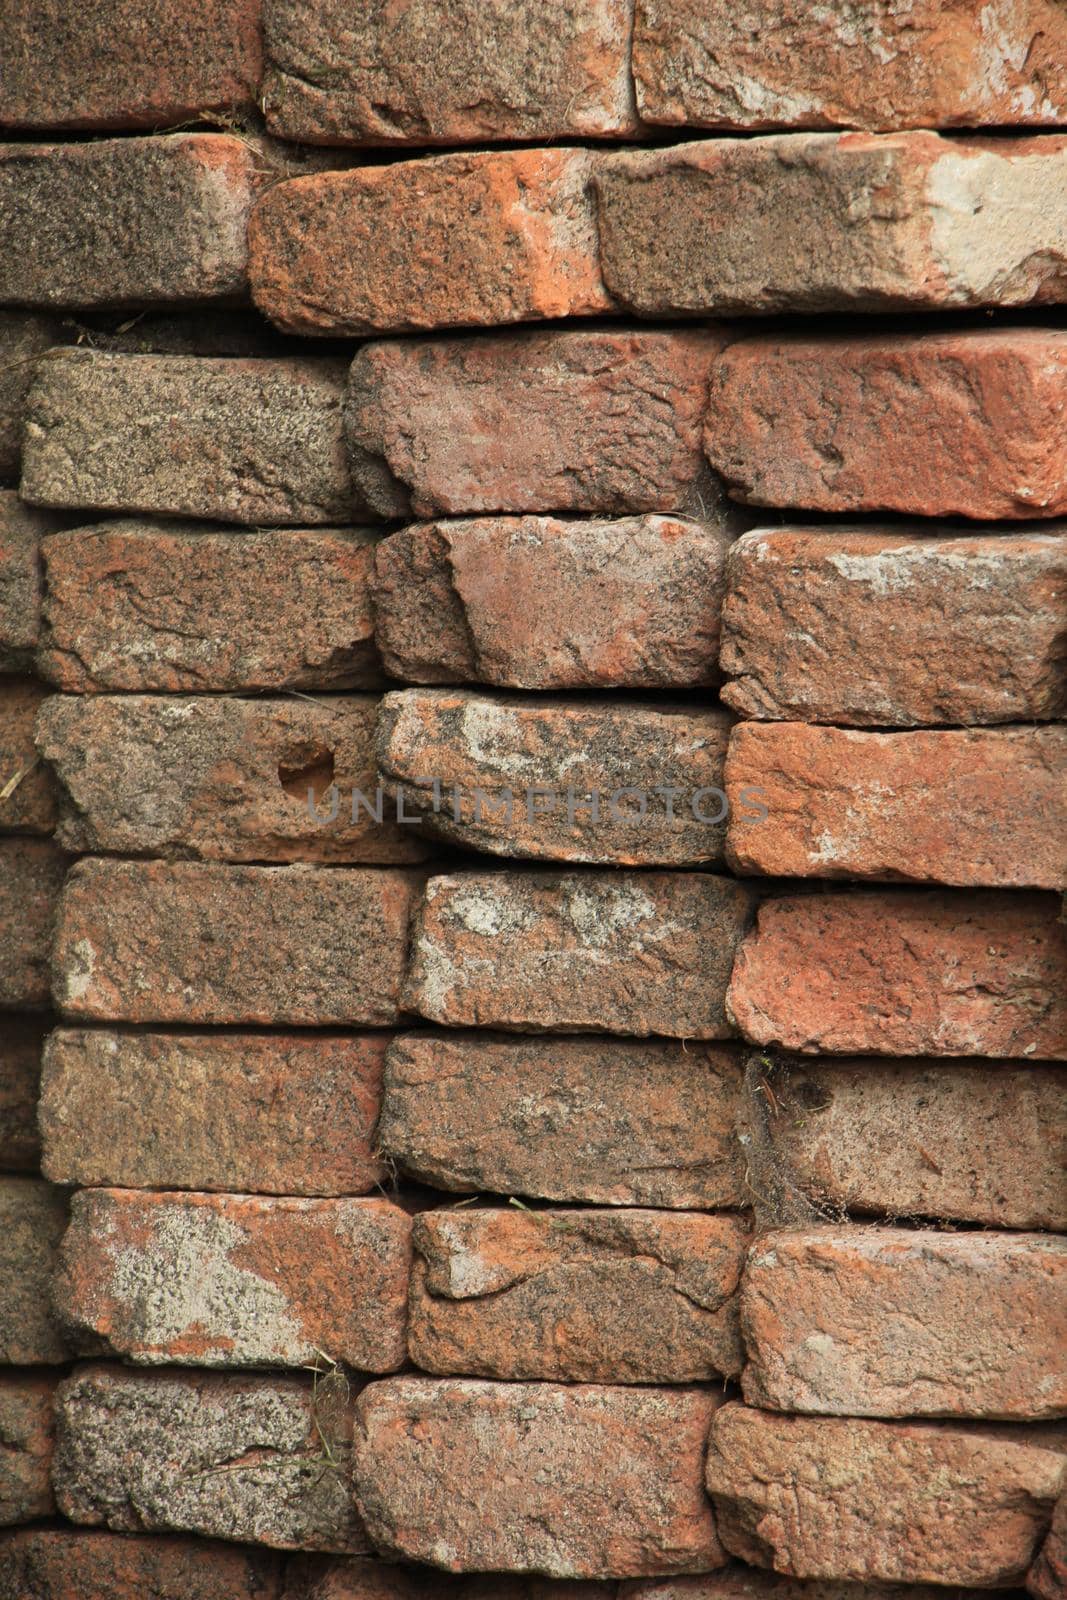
[52,859,420,1026]
[0,837,67,1009]
[379,1033,745,1210]
[0,313,64,481]
[0,1529,282,1599]
[1029,1489,1067,1600]
[0,494,61,671]
[724,723,1067,888]
[264,0,637,145]
[378,690,733,866]
[37,693,427,863]
[705,330,1067,519]
[0,678,55,834]
[1,0,262,131]
[54,1189,411,1372]
[409,1207,748,1383]
[719,527,1067,726]
[54,1364,365,1552]
[619,1572,989,1600]
[372,516,729,687]
[0,136,265,309]
[741,1228,1067,1419]
[354,1377,726,1577]
[347,332,724,518]
[705,1403,1066,1586]
[23,352,362,525]
[596,132,1067,316]
[0,1176,69,1363]
[251,150,611,337]
[632,0,1067,131]
[0,1014,45,1170]
[38,523,383,692]
[758,1058,1067,1231]
[727,890,1067,1058]
[403,871,754,1038]
[0,1374,55,1527]
[39,1027,389,1196]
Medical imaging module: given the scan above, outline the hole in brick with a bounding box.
[278,744,336,804]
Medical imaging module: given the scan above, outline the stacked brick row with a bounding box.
[2,3,1067,1600]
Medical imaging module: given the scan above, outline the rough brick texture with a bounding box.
[39,1027,389,1197]
[250,150,610,337]
[263,0,637,145]
[0,1176,69,1364]
[596,131,1067,315]
[759,1058,1067,1231]
[54,1189,411,1371]
[0,136,264,309]
[719,527,1067,726]
[38,523,383,692]
[54,1364,364,1552]
[0,1014,45,1171]
[379,1033,744,1209]
[617,1572,991,1600]
[727,890,1067,1058]
[632,0,1067,131]
[409,1207,747,1383]
[705,1403,1066,1586]
[0,1529,282,1600]
[724,723,1067,888]
[377,690,733,865]
[371,516,729,688]
[403,871,754,1037]
[741,1229,1067,1419]
[1,0,262,131]
[0,677,55,834]
[705,330,1067,519]
[354,1378,726,1577]
[1029,1490,1067,1600]
[23,352,362,525]
[346,331,724,518]
[37,693,426,863]
[0,313,64,481]
[52,859,420,1026]
[0,494,60,671]
[0,1375,55,1527]
[0,837,67,1008]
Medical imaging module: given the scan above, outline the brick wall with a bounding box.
[1,3,1066,1597]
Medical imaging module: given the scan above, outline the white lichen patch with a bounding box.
[927,144,1067,304]
[563,880,659,948]
[61,937,97,1004]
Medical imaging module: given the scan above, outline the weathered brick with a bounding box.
[251,150,611,337]
[37,693,426,863]
[354,1378,725,1577]
[705,330,1067,519]
[378,690,733,866]
[54,1364,365,1552]
[1029,1489,1067,1600]
[619,1571,990,1600]
[0,494,61,671]
[719,527,1067,726]
[346,332,724,519]
[0,837,67,1009]
[0,1014,45,1171]
[705,1403,1066,1586]
[0,1176,69,1363]
[724,723,1067,888]
[281,1557,613,1599]
[1,0,262,131]
[727,890,1067,1058]
[632,0,1067,131]
[409,1207,747,1383]
[39,1027,389,1196]
[23,352,362,525]
[759,1058,1067,1231]
[52,859,420,1026]
[0,136,264,309]
[54,1189,411,1372]
[741,1228,1067,1420]
[0,1375,55,1527]
[379,1033,744,1209]
[404,871,754,1038]
[372,516,729,688]
[596,132,1067,316]
[0,678,55,834]
[38,523,383,692]
[0,1531,281,1600]
[0,313,64,480]
[264,0,637,145]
